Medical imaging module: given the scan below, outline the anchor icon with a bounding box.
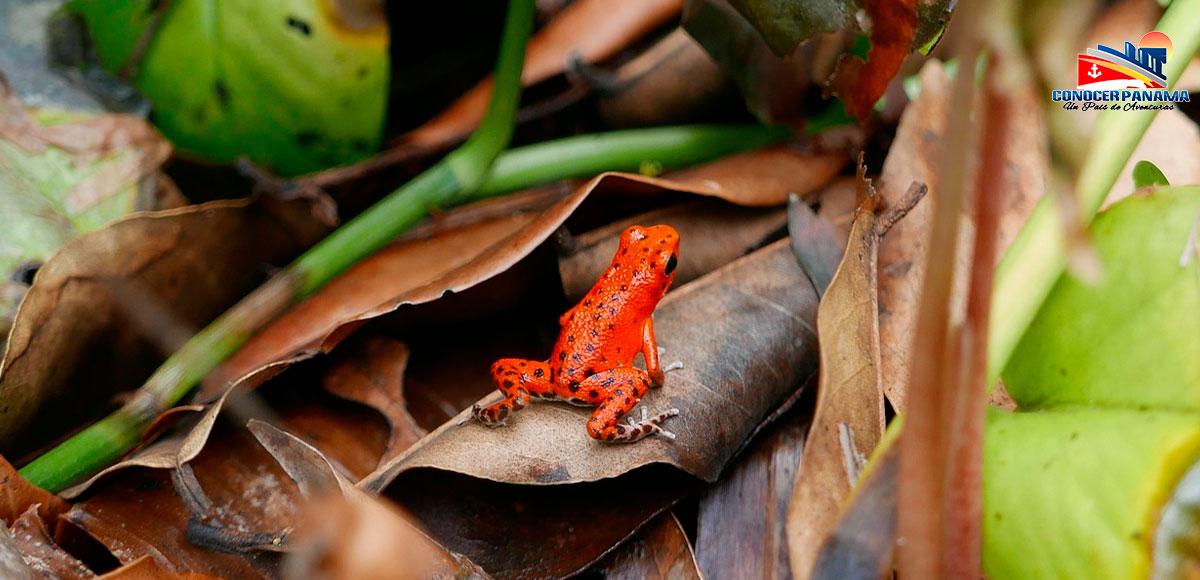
[1087,63,1102,79]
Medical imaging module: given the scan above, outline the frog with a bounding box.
[472,224,683,442]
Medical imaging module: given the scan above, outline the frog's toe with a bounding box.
[472,404,510,427]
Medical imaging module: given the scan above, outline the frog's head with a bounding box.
[620,224,680,291]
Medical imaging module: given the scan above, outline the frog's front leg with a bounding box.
[580,368,679,442]
[641,318,682,387]
[473,358,554,426]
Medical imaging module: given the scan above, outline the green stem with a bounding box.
[986,0,1200,384]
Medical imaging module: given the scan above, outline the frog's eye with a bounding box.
[664,253,678,275]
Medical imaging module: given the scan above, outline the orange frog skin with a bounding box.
[472,224,683,442]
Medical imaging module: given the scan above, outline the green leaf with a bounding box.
[984,408,1200,580]
[70,0,389,176]
[1133,160,1170,188]
[1003,187,1200,410]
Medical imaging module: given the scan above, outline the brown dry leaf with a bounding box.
[97,555,221,579]
[63,378,390,578]
[0,197,328,458]
[785,193,885,578]
[321,337,426,468]
[1,455,68,524]
[402,0,682,148]
[364,238,820,489]
[876,60,1046,409]
[558,199,786,300]
[205,147,843,404]
[9,504,94,579]
[283,491,487,580]
[695,402,811,580]
[593,512,701,580]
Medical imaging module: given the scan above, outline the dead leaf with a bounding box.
[0,197,328,458]
[282,492,487,580]
[558,199,786,301]
[876,60,1046,409]
[787,193,848,296]
[1,455,68,524]
[382,464,697,578]
[695,402,810,580]
[321,337,426,468]
[593,512,701,580]
[62,377,391,578]
[785,190,885,578]
[0,524,35,579]
[247,420,354,497]
[364,238,821,488]
[9,505,94,579]
[402,0,683,149]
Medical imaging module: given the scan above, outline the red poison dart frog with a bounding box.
[473,224,684,442]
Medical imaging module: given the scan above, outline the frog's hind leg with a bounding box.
[473,358,554,426]
[580,368,679,443]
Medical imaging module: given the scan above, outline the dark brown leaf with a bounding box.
[810,442,898,580]
[594,512,701,580]
[695,403,811,580]
[0,455,68,524]
[96,555,221,579]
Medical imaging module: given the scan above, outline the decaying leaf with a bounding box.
[695,404,810,580]
[0,196,328,459]
[593,512,702,580]
[810,439,898,580]
[876,60,1046,410]
[97,555,221,579]
[364,239,820,488]
[829,0,919,120]
[1,455,67,523]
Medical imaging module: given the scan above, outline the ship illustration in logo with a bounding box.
[1078,31,1173,89]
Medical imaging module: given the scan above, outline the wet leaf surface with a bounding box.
[10,504,94,579]
[592,512,701,580]
[0,197,328,458]
[97,554,220,579]
[786,194,884,578]
[1,455,67,524]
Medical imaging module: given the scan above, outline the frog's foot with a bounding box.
[625,406,680,440]
[472,402,512,427]
[656,347,684,374]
